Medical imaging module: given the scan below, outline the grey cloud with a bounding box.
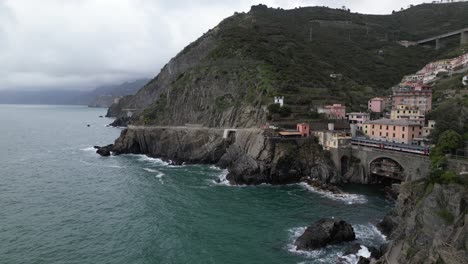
[0,0,426,91]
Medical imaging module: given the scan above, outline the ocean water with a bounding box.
[0,105,391,264]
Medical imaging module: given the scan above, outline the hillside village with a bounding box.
[267,52,468,154]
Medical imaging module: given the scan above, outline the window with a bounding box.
[402,127,405,131]
[379,132,382,136]
[372,125,374,129]
[412,127,414,131]
[393,133,395,137]
[402,134,405,138]
[386,126,388,130]
[419,132,421,135]
[393,126,396,130]
[386,132,388,137]
[372,131,374,135]
[412,135,414,139]
[380,125,382,129]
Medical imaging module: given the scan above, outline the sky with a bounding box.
[0,0,430,91]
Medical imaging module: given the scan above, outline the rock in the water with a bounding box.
[294,218,356,250]
[357,256,370,264]
[94,144,113,157]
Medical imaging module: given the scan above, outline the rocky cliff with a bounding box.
[376,181,468,264]
[107,3,468,127]
[111,127,336,185]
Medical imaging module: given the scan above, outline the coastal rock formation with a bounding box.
[376,181,468,264]
[294,218,356,250]
[94,145,113,157]
[112,127,226,164]
[109,127,336,185]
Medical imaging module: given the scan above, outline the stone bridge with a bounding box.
[417,27,468,49]
[329,145,431,183]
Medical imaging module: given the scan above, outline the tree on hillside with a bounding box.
[437,130,463,154]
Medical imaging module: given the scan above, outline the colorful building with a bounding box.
[368,97,385,113]
[313,129,352,150]
[322,104,346,119]
[297,123,310,137]
[347,112,369,130]
[390,105,425,125]
[392,85,432,113]
[363,119,423,145]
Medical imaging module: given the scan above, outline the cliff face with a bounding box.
[111,127,335,185]
[377,181,468,264]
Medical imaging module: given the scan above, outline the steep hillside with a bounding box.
[88,79,149,108]
[109,2,468,128]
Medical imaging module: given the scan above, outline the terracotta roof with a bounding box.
[278,131,302,136]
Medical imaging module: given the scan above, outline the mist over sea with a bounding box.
[0,105,390,264]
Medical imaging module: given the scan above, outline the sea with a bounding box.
[0,105,391,264]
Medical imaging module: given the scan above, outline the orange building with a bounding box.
[363,119,423,145]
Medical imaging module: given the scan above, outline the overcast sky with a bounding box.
[0,0,429,91]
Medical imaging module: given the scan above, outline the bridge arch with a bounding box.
[369,156,405,184]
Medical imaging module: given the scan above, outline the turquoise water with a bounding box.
[0,105,390,264]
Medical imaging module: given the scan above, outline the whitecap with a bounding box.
[211,169,232,186]
[142,168,165,178]
[80,147,96,152]
[354,223,387,242]
[79,159,124,169]
[299,182,367,204]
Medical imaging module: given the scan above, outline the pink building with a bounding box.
[297,123,310,137]
[347,112,369,130]
[392,85,432,113]
[368,97,385,113]
[363,119,423,145]
[323,104,346,119]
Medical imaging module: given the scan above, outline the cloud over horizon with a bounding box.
[0,0,428,91]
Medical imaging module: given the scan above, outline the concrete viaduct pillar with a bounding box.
[461,30,468,46]
[435,38,441,50]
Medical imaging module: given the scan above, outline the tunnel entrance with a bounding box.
[369,157,404,185]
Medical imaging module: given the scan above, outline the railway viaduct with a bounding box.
[417,27,468,49]
[329,145,431,183]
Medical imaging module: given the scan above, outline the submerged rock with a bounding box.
[294,218,356,250]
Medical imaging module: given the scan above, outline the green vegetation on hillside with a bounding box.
[137,2,468,126]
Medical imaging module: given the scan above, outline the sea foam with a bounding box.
[299,182,367,204]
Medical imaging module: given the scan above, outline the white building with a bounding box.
[274,96,284,107]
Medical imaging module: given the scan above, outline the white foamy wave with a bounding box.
[142,168,165,183]
[287,227,343,262]
[299,183,367,204]
[212,169,231,186]
[354,223,387,242]
[80,147,96,152]
[338,245,371,264]
[126,154,170,166]
[79,160,124,169]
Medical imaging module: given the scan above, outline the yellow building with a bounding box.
[390,105,425,125]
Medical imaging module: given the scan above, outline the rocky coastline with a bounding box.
[97,126,467,263]
[102,126,337,186]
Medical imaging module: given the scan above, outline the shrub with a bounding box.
[279,105,292,117]
[437,209,455,224]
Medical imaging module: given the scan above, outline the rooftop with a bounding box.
[347,112,370,116]
[364,118,422,126]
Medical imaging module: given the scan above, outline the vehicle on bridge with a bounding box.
[352,137,430,156]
